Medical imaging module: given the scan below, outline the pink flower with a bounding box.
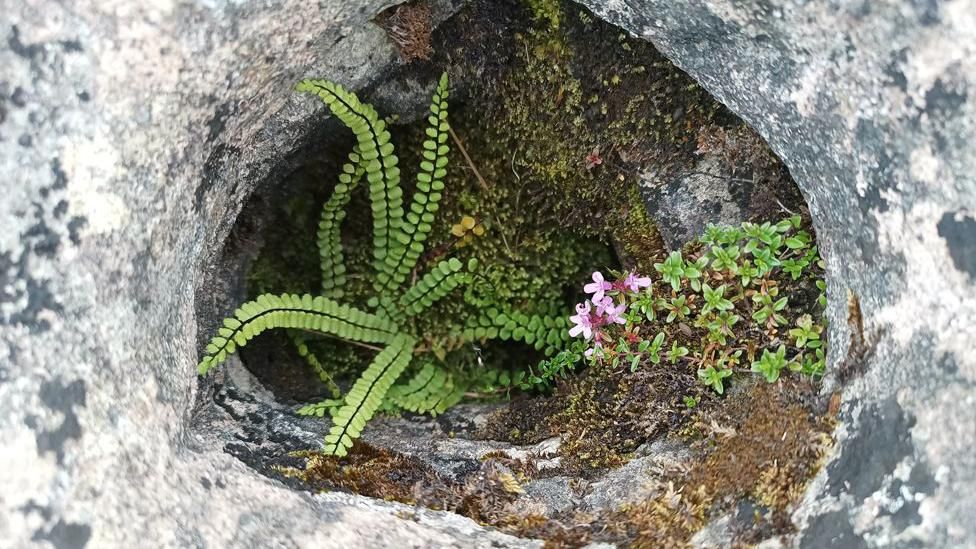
[584,271,612,302]
[594,295,615,316]
[569,301,593,340]
[585,148,603,170]
[584,342,602,358]
[604,300,628,325]
[622,272,652,293]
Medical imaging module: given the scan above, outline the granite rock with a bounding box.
[579,0,976,545]
[0,1,529,547]
[4,0,976,546]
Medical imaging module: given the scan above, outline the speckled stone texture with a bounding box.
[0,1,532,547]
[578,0,976,546]
[4,0,976,547]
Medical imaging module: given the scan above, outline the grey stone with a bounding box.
[690,513,734,549]
[641,153,750,250]
[640,128,803,250]
[578,0,976,545]
[362,403,527,480]
[519,477,578,517]
[0,1,531,547]
[581,439,691,511]
[4,0,976,547]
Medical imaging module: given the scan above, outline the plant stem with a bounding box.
[449,126,491,192]
[297,329,385,352]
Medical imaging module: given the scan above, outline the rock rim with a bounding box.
[578,0,976,546]
[1,1,530,547]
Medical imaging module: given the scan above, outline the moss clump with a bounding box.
[287,443,545,529]
[614,379,834,546]
[376,1,434,63]
[286,445,438,503]
[525,0,562,29]
[480,328,706,476]
[481,379,833,546]
[460,3,729,273]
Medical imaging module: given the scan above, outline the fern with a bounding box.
[324,333,415,456]
[199,73,575,457]
[297,398,344,418]
[290,331,341,399]
[463,308,570,357]
[295,79,405,293]
[379,72,451,294]
[396,257,474,320]
[387,362,465,416]
[317,149,365,299]
[198,293,399,376]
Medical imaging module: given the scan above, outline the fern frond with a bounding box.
[197,293,399,376]
[463,309,570,357]
[296,79,405,292]
[395,257,471,320]
[290,331,341,399]
[297,398,344,418]
[318,149,365,299]
[323,333,416,456]
[388,363,465,416]
[378,72,451,294]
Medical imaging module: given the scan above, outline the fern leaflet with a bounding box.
[197,293,399,376]
[324,333,416,456]
[317,149,365,299]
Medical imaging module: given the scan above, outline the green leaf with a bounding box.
[197,294,398,376]
[374,73,451,295]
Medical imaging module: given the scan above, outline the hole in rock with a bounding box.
[193,1,832,546]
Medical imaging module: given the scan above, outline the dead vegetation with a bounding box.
[376,1,434,63]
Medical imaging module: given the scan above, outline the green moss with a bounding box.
[615,380,834,546]
[461,3,730,272]
[524,0,561,29]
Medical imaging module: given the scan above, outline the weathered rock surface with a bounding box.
[3,0,976,547]
[640,127,804,250]
[0,1,529,547]
[579,0,976,546]
[208,359,679,523]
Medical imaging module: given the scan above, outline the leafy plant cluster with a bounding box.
[542,216,827,396]
[198,74,571,456]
